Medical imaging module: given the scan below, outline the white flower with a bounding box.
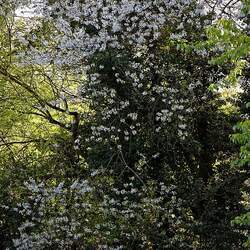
[127,113,138,120]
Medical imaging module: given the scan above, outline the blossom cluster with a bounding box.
[10,175,193,249]
[13,0,242,150]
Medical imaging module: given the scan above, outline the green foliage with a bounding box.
[232,212,250,247]
[231,119,250,166]
[202,1,250,246]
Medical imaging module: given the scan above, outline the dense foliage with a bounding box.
[0,0,249,249]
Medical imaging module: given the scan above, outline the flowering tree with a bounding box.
[0,0,249,249]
